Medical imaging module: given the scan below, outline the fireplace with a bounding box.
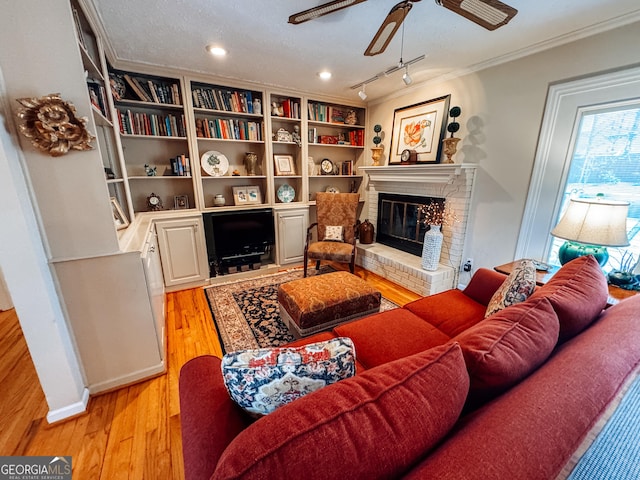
[358,164,477,295]
[376,193,444,257]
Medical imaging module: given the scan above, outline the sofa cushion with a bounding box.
[212,343,470,480]
[530,255,608,342]
[485,259,536,317]
[454,296,559,405]
[220,337,355,416]
[333,307,452,368]
[404,289,488,337]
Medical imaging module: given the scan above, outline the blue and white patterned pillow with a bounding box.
[221,337,356,416]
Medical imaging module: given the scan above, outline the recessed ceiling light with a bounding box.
[206,45,227,56]
[318,71,332,80]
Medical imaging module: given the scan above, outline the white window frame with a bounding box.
[516,66,640,262]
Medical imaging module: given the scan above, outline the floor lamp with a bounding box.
[551,197,629,266]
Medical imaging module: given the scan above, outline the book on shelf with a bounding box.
[86,79,109,118]
[192,85,258,114]
[72,7,87,49]
[117,108,186,137]
[170,154,191,176]
[119,73,180,105]
[195,117,262,141]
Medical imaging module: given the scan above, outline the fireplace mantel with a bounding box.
[359,163,477,184]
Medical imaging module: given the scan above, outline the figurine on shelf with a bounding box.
[292,125,302,147]
[344,110,357,125]
[144,164,157,176]
[252,98,262,115]
[271,102,283,116]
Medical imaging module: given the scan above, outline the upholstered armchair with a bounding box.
[304,192,360,277]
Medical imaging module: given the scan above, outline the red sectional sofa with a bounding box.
[179,256,640,479]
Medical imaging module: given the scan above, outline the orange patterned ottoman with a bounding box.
[278,271,382,337]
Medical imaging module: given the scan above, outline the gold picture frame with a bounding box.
[389,94,451,164]
[233,186,262,206]
[110,197,129,230]
[274,154,296,175]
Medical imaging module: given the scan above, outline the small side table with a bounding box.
[494,260,638,306]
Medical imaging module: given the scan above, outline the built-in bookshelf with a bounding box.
[71,0,130,223]
[307,100,365,202]
[110,70,195,213]
[270,93,303,204]
[190,80,268,209]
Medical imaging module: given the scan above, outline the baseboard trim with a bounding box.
[46,387,90,424]
[87,362,166,395]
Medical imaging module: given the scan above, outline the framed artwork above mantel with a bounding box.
[389,94,451,165]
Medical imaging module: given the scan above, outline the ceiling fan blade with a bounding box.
[364,1,414,57]
[289,0,368,25]
[435,0,517,30]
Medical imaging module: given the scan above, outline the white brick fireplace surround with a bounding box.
[358,164,477,296]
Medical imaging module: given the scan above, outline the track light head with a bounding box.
[358,88,368,100]
[402,66,412,85]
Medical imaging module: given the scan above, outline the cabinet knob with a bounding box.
[149,245,155,253]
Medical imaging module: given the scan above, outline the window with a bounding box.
[548,105,640,272]
[516,65,640,274]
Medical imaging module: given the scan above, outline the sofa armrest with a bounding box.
[461,268,507,306]
[179,355,252,480]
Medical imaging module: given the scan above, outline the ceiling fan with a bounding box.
[288,0,518,56]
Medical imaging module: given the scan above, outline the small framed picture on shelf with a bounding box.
[233,186,262,205]
[110,197,129,230]
[174,195,189,210]
[274,154,296,176]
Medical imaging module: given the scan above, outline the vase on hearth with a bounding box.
[421,225,443,271]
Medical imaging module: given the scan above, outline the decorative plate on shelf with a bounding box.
[277,184,296,203]
[325,186,340,194]
[201,150,229,177]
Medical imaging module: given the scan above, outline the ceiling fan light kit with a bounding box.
[435,0,518,30]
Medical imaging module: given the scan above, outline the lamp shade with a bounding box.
[551,197,630,247]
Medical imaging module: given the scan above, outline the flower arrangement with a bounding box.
[419,201,458,228]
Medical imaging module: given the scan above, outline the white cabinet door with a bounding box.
[142,229,165,358]
[156,217,209,287]
[276,208,308,265]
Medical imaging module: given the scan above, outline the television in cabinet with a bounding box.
[202,208,276,276]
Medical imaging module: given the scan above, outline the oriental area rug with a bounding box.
[204,267,397,353]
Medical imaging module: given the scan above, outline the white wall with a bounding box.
[0,74,88,422]
[368,21,640,271]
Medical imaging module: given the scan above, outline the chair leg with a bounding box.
[303,250,308,277]
[349,258,355,274]
[315,261,321,272]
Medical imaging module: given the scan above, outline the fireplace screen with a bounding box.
[376,194,445,256]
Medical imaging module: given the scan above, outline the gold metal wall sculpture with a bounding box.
[16,93,94,157]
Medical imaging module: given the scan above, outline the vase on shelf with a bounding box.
[244,152,258,176]
[371,147,384,166]
[213,194,226,207]
[421,225,443,271]
[442,137,461,164]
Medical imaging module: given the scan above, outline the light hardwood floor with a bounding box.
[0,263,419,478]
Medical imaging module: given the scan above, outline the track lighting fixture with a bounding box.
[402,65,412,85]
[358,84,367,100]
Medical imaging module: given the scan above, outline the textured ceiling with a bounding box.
[89,0,640,102]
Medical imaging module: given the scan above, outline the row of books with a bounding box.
[170,154,191,176]
[87,79,109,119]
[192,87,258,114]
[308,102,357,124]
[117,109,187,137]
[308,128,364,146]
[195,117,262,141]
[272,98,301,119]
[123,74,181,105]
